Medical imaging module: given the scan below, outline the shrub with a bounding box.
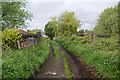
[95,36,118,52]
[2,28,22,50]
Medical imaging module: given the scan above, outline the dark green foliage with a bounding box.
[78,29,84,33]
[2,39,50,78]
[85,30,94,33]
[44,22,55,40]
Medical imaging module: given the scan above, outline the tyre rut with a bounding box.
[57,42,100,78]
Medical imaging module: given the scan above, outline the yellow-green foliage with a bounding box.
[27,31,36,34]
[60,35,91,49]
[68,35,91,44]
[2,28,22,49]
[96,35,118,52]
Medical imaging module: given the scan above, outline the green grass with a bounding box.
[55,35,119,78]
[49,40,60,60]
[62,52,74,79]
[2,38,50,78]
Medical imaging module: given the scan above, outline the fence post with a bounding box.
[34,38,36,45]
[92,33,96,44]
[17,40,21,49]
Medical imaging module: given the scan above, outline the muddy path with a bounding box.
[29,45,65,78]
[29,42,100,79]
[57,42,100,78]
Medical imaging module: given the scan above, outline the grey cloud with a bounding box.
[26,2,118,31]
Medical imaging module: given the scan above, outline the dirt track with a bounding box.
[30,45,65,78]
[29,42,100,79]
[58,43,100,78]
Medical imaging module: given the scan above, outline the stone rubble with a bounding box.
[46,71,57,76]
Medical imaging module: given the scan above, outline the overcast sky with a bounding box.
[25,0,118,31]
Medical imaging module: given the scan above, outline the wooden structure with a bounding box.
[17,31,41,49]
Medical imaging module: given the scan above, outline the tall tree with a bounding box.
[44,22,55,40]
[44,11,81,37]
[48,17,58,36]
[94,5,118,34]
[1,1,32,31]
[58,11,81,35]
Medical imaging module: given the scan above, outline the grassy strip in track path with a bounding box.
[50,40,75,78]
[49,40,60,60]
[62,52,74,79]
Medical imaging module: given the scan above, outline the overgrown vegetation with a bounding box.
[1,1,119,78]
[2,38,50,78]
[62,52,74,79]
[95,34,118,52]
[1,28,22,50]
[49,40,60,60]
[55,35,119,78]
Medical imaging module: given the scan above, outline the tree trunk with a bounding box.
[50,37,53,40]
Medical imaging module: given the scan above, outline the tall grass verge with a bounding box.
[55,35,119,78]
[2,38,50,78]
[62,52,74,79]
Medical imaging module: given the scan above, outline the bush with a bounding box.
[2,39,50,78]
[95,36,118,52]
[2,28,21,50]
[56,35,91,45]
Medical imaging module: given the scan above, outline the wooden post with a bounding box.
[17,40,21,49]
[92,33,96,44]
